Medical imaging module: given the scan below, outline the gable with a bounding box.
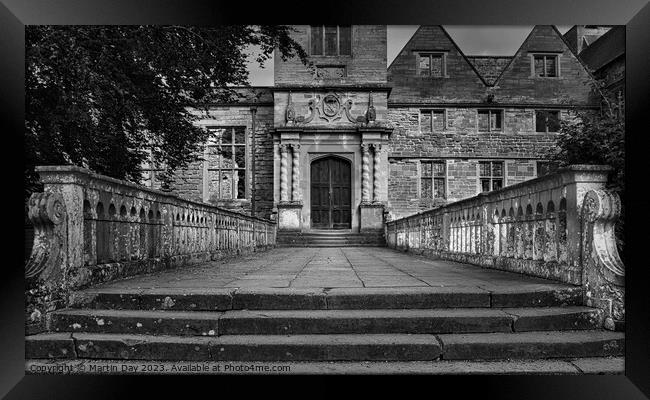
[387,25,488,104]
[466,56,512,86]
[492,25,596,105]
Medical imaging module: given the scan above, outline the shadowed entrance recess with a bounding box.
[310,156,352,229]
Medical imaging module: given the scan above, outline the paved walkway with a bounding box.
[95,247,573,291]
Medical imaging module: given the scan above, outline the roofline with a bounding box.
[387,25,490,87]
[551,24,599,82]
[438,25,491,87]
[387,25,425,72]
[490,26,538,87]
[490,25,598,87]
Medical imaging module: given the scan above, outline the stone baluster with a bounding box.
[280,144,289,202]
[291,144,301,202]
[372,143,382,202]
[361,144,370,203]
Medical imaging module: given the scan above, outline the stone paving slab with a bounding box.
[92,247,578,292]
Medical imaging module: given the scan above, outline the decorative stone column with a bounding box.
[277,143,302,231]
[360,142,384,232]
[372,143,382,203]
[279,144,289,203]
[291,143,301,202]
[361,144,370,203]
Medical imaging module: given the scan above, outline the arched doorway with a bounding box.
[310,156,352,229]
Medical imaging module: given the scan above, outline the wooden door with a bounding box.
[310,156,351,229]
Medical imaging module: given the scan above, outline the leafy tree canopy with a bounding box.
[552,81,625,195]
[25,25,308,197]
[551,79,625,254]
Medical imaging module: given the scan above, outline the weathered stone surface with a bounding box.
[490,286,583,307]
[277,204,302,231]
[387,165,613,286]
[232,288,327,310]
[50,309,222,336]
[73,333,212,360]
[571,356,625,374]
[209,334,442,361]
[26,333,76,359]
[69,288,235,311]
[504,307,602,332]
[218,309,512,335]
[325,287,490,309]
[439,330,624,360]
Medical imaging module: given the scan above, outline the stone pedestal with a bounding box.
[360,202,385,232]
[278,202,303,231]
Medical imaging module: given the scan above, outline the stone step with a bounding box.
[26,333,443,361]
[276,233,386,247]
[276,232,384,238]
[49,307,602,336]
[24,357,626,374]
[68,286,583,311]
[436,330,624,360]
[276,243,385,248]
[26,330,623,362]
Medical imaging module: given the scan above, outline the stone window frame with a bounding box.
[528,52,562,78]
[309,25,353,57]
[419,108,447,134]
[477,160,505,193]
[534,109,561,133]
[476,108,505,132]
[418,159,448,200]
[414,51,449,78]
[202,126,249,202]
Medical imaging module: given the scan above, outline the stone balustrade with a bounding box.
[25,166,276,332]
[386,165,625,329]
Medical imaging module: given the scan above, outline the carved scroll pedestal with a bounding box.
[581,189,625,331]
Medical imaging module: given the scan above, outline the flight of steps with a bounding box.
[26,286,624,371]
[276,230,385,247]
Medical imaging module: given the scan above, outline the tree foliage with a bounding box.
[553,83,625,193]
[551,79,625,253]
[25,25,308,197]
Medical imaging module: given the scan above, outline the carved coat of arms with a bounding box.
[322,94,341,118]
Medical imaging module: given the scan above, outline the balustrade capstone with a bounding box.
[386,164,624,330]
[24,166,277,332]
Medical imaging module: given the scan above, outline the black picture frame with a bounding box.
[2,0,649,397]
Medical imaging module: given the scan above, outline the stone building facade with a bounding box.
[156,25,599,232]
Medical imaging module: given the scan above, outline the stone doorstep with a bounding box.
[24,358,625,375]
[68,286,584,311]
[25,331,624,362]
[49,307,602,336]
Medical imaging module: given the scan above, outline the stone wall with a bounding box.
[171,104,275,220]
[274,25,387,86]
[387,25,488,104]
[492,25,596,104]
[385,165,624,329]
[25,166,277,333]
[385,105,560,218]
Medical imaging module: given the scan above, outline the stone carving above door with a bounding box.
[285,91,377,126]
